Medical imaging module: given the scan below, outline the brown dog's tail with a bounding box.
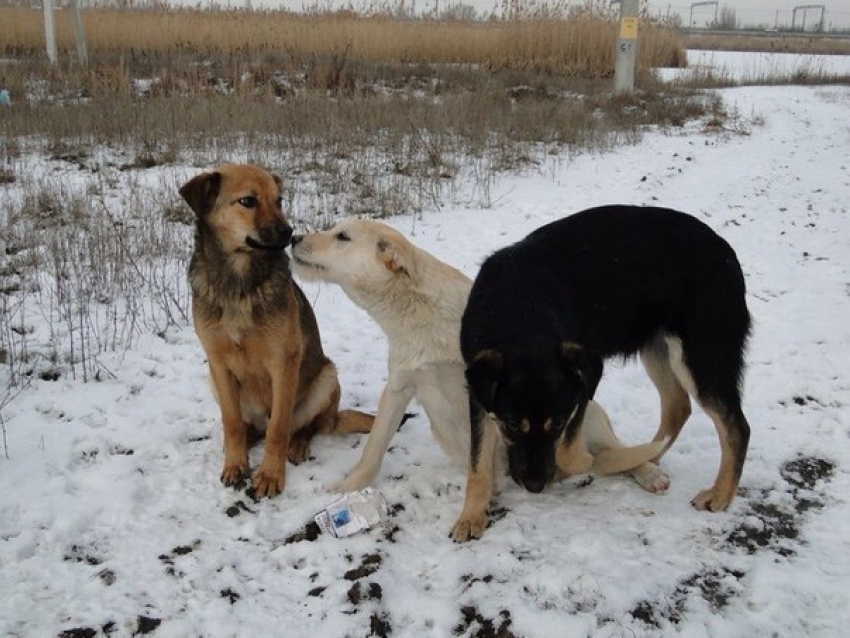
[334,409,374,435]
[591,437,669,475]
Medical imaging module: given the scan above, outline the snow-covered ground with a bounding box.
[658,49,850,83]
[1,73,849,635]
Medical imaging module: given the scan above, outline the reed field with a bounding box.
[0,7,685,74]
[0,7,686,110]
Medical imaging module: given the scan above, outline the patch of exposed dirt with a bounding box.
[453,606,515,637]
[158,540,201,578]
[283,520,321,544]
[347,581,383,605]
[63,545,103,566]
[726,455,835,556]
[630,566,745,627]
[344,553,382,581]
[225,499,255,519]
[632,454,835,628]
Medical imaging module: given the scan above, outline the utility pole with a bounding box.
[614,0,639,94]
[43,0,58,66]
[69,0,88,68]
[792,5,826,32]
[689,1,718,28]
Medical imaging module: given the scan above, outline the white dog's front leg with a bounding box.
[331,382,413,493]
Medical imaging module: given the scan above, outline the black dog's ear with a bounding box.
[466,349,504,412]
[179,171,222,217]
[560,342,603,398]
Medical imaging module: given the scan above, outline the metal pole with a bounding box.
[69,0,88,69]
[43,0,57,66]
[614,0,639,94]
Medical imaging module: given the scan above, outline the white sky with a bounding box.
[646,1,850,29]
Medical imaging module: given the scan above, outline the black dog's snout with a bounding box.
[522,476,547,494]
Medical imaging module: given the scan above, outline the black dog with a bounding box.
[450,205,752,541]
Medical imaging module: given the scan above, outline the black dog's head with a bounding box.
[466,341,603,493]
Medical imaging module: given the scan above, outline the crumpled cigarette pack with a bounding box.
[314,487,389,538]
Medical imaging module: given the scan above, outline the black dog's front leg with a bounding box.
[450,398,498,542]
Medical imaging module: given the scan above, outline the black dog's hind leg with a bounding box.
[640,334,692,462]
[670,329,751,512]
[692,402,750,511]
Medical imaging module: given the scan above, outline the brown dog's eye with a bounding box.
[336,231,351,242]
[237,196,258,209]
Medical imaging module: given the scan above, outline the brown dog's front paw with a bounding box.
[691,487,732,512]
[252,467,285,498]
[221,463,249,487]
[450,513,487,543]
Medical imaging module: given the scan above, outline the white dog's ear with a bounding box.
[377,239,403,272]
[377,239,417,280]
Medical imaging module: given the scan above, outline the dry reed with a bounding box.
[0,7,685,77]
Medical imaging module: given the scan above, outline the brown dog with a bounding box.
[179,164,372,497]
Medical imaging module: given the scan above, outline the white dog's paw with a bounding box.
[631,462,670,493]
[330,470,374,494]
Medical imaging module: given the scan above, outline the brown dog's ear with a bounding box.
[272,174,283,192]
[377,238,417,279]
[559,342,603,399]
[466,349,504,412]
[179,171,222,217]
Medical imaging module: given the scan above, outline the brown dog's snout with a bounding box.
[258,222,292,248]
[276,223,293,247]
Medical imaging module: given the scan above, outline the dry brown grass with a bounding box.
[0,7,685,77]
[685,32,850,56]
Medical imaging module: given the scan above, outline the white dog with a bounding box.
[291,220,670,494]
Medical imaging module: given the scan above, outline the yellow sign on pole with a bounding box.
[620,17,639,40]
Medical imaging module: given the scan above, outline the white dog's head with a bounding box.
[290,220,419,294]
